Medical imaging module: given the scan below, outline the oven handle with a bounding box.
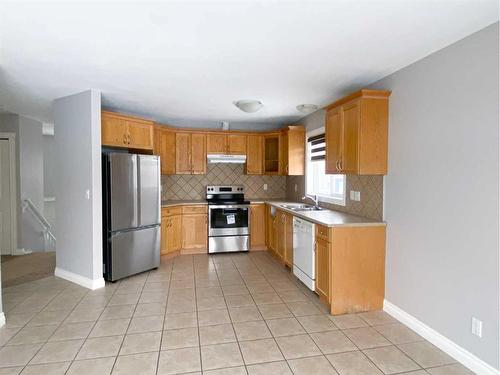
[208,205,250,209]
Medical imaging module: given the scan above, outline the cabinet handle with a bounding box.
[339,158,343,171]
[123,134,127,145]
[128,134,131,144]
[285,165,289,173]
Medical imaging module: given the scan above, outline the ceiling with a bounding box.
[0,1,498,130]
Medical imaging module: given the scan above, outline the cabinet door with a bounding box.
[170,215,182,252]
[161,216,168,255]
[284,213,293,266]
[159,129,176,174]
[127,121,154,150]
[341,101,360,174]
[191,133,206,174]
[250,204,266,248]
[280,132,288,175]
[287,128,305,175]
[227,134,247,154]
[175,133,191,174]
[246,135,263,175]
[207,134,227,154]
[325,107,343,174]
[315,237,330,301]
[182,213,207,249]
[102,113,128,147]
[275,212,285,260]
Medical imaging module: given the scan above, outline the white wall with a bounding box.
[370,23,499,369]
[0,114,45,252]
[53,89,104,288]
[18,117,44,251]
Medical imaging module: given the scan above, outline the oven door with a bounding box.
[208,205,249,236]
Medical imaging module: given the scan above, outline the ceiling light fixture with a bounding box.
[296,104,319,113]
[234,100,263,113]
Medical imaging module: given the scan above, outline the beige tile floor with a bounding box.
[0,252,475,374]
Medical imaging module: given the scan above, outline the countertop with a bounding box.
[264,201,385,228]
[162,199,384,227]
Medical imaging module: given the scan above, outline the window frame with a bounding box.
[305,127,346,206]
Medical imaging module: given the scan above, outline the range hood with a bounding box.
[207,154,247,164]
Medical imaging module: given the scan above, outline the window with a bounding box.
[305,129,346,206]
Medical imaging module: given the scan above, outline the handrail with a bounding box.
[22,198,56,242]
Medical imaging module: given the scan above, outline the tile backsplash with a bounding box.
[162,164,286,200]
[287,174,384,220]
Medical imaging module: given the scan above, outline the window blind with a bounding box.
[308,133,325,161]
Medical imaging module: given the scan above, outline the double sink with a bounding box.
[279,203,323,212]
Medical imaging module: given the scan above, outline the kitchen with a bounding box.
[100,89,388,316]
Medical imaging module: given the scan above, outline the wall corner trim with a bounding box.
[54,267,105,290]
[383,300,499,375]
[0,313,5,328]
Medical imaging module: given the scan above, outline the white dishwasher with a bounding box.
[292,217,315,291]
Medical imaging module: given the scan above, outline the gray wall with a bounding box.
[18,117,44,251]
[54,90,103,282]
[0,114,45,252]
[370,23,499,369]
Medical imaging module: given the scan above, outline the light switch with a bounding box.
[263,184,268,191]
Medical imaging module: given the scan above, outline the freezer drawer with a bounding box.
[109,226,160,281]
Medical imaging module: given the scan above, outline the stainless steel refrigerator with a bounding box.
[102,152,161,281]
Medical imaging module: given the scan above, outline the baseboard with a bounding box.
[180,248,207,255]
[0,312,5,328]
[12,248,32,256]
[383,300,499,375]
[54,267,105,290]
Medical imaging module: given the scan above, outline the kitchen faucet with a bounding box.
[302,194,320,208]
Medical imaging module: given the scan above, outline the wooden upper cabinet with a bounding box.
[191,133,206,174]
[250,204,266,249]
[246,135,263,175]
[325,89,390,175]
[101,111,153,150]
[159,128,176,175]
[102,113,128,147]
[175,132,191,174]
[325,107,342,174]
[227,134,247,154]
[207,133,227,154]
[127,120,154,150]
[280,126,305,176]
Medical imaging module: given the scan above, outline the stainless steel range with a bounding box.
[206,185,250,254]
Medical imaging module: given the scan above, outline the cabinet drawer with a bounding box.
[162,206,182,217]
[181,205,207,214]
[315,224,331,242]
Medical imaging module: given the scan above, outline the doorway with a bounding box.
[0,136,16,256]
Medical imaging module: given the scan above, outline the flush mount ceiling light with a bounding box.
[234,100,263,113]
[296,104,319,113]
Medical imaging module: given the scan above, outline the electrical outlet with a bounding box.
[263,184,268,191]
[472,317,483,337]
[349,191,361,201]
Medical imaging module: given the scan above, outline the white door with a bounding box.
[0,139,12,255]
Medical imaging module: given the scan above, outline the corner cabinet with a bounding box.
[325,89,390,175]
[102,111,154,150]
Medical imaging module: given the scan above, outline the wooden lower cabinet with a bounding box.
[250,204,266,249]
[315,236,330,302]
[265,204,277,254]
[161,212,182,255]
[314,224,386,315]
[181,206,207,251]
[283,212,293,266]
[275,210,285,260]
[161,205,207,255]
